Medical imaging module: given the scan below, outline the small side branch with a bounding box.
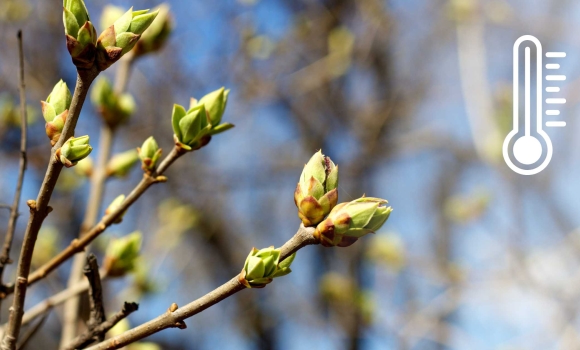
[64,302,138,350]
[0,29,29,290]
[85,226,318,350]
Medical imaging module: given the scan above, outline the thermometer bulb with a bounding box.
[502,35,553,175]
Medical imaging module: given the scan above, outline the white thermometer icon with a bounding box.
[503,35,566,175]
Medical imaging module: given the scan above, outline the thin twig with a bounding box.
[1,64,99,350]
[0,29,29,298]
[61,54,134,345]
[64,302,138,350]
[15,310,48,350]
[85,225,318,350]
[84,254,106,340]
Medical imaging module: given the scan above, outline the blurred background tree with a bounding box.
[1,0,580,349]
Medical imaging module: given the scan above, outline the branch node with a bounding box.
[26,200,36,210]
[167,303,178,312]
[155,175,167,183]
[174,321,187,329]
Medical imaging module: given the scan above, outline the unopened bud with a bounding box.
[105,194,127,224]
[239,247,296,288]
[106,149,139,177]
[56,135,92,167]
[138,136,162,172]
[63,0,97,69]
[294,150,338,226]
[91,77,135,127]
[314,197,392,247]
[42,80,71,146]
[96,7,159,70]
[104,231,142,277]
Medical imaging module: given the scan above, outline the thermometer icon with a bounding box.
[502,35,566,175]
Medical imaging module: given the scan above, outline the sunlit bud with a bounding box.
[133,4,173,57]
[239,247,296,288]
[56,135,92,167]
[41,80,71,146]
[138,136,162,172]
[74,157,93,177]
[171,103,210,151]
[106,149,139,177]
[103,231,142,277]
[188,88,235,137]
[105,194,126,224]
[63,0,97,69]
[96,7,159,70]
[197,87,229,127]
[314,197,392,247]
[91,76,135,127]
[294,150,339,226]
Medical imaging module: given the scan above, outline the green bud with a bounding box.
[41,80,72,146]
[74,157,93,177]
[188,88,235,137]
[239,246,296,288]
[63,0,97,69]
[314,197,392,247]
[197,87,229,126]
[294,150,339,227]
[171,103,211,151]
[106,149,139,177]
[134,4,173,57]
[105,194,127,224]
[96,7,159,70]
[138,136,162,172]
[91,77,135,127]
[57,135,92,167]
[104,231,142,277]
[63,0,90,30]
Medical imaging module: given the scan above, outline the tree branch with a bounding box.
[64,302,138,350]
[1,64,99,350]
[85,225,318,350]
[0,30,29,300]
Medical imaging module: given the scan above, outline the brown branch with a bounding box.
[0,30,29,298]
[84,254,106,339]
[85,225,318,350]
[64,302,138,350]
[1,64,99,350]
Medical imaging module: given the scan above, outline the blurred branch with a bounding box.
[61,53,135,347]
[0,29,29,299]
[85,225,318,350]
